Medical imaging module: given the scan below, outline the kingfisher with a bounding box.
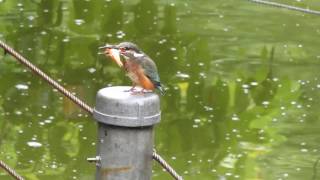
[99,42,164,95]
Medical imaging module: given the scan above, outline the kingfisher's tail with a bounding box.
[157,85,165,96]
[154,82,165,96]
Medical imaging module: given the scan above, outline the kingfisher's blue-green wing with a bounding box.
[141,57,165,95]
[140,56,161,83]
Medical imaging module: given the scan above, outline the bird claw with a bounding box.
[130,91,142,95]
[124,87,136,92]
[130,91,146,95]
[124,88,148,95]
[130,89,153,95]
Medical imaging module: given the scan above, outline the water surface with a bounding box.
[1,0,320,179]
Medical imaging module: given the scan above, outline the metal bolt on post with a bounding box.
[91,86,161,180]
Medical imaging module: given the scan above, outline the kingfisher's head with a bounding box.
[99,42,143,66]
[118,42,145,59]
[116,42,141,54]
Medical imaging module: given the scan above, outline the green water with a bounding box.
[1,0,320,179]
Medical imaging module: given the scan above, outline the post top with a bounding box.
[93,86,161,127]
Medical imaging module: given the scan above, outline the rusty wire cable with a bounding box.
[0,160,24,180]
[248,0,320,15]
[0,40,183,180]
[0,40,93,114]
[153,150,183,180]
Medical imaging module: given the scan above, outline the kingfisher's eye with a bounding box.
[120,47,130,51]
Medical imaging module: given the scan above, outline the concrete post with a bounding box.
[92,86,161,180]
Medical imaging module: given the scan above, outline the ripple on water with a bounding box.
[27,141,42,148]
[176,72,190,79]
[15,84,29,90]
[88,67,96,73]
[116,31,125,39]
[74,19,85,26]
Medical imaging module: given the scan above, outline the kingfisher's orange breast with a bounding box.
[124,61,155,90]
[138,73,155,90]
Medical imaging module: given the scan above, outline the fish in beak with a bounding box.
[106,48,122,68]
[99,44,123,68]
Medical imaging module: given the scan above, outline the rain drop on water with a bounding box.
[27,141,42,148]
[74,19,85,26]
[15,84,29,90]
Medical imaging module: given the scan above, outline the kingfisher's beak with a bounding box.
[98,44,123,68]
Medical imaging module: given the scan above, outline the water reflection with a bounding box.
[1,0,320,179]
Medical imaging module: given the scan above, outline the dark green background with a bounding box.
[1,0,320,179]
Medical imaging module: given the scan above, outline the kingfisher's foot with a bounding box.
[130,89,153,95]
[130,90,144,95]
[124,87,136,92]
[129,89,145,95]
